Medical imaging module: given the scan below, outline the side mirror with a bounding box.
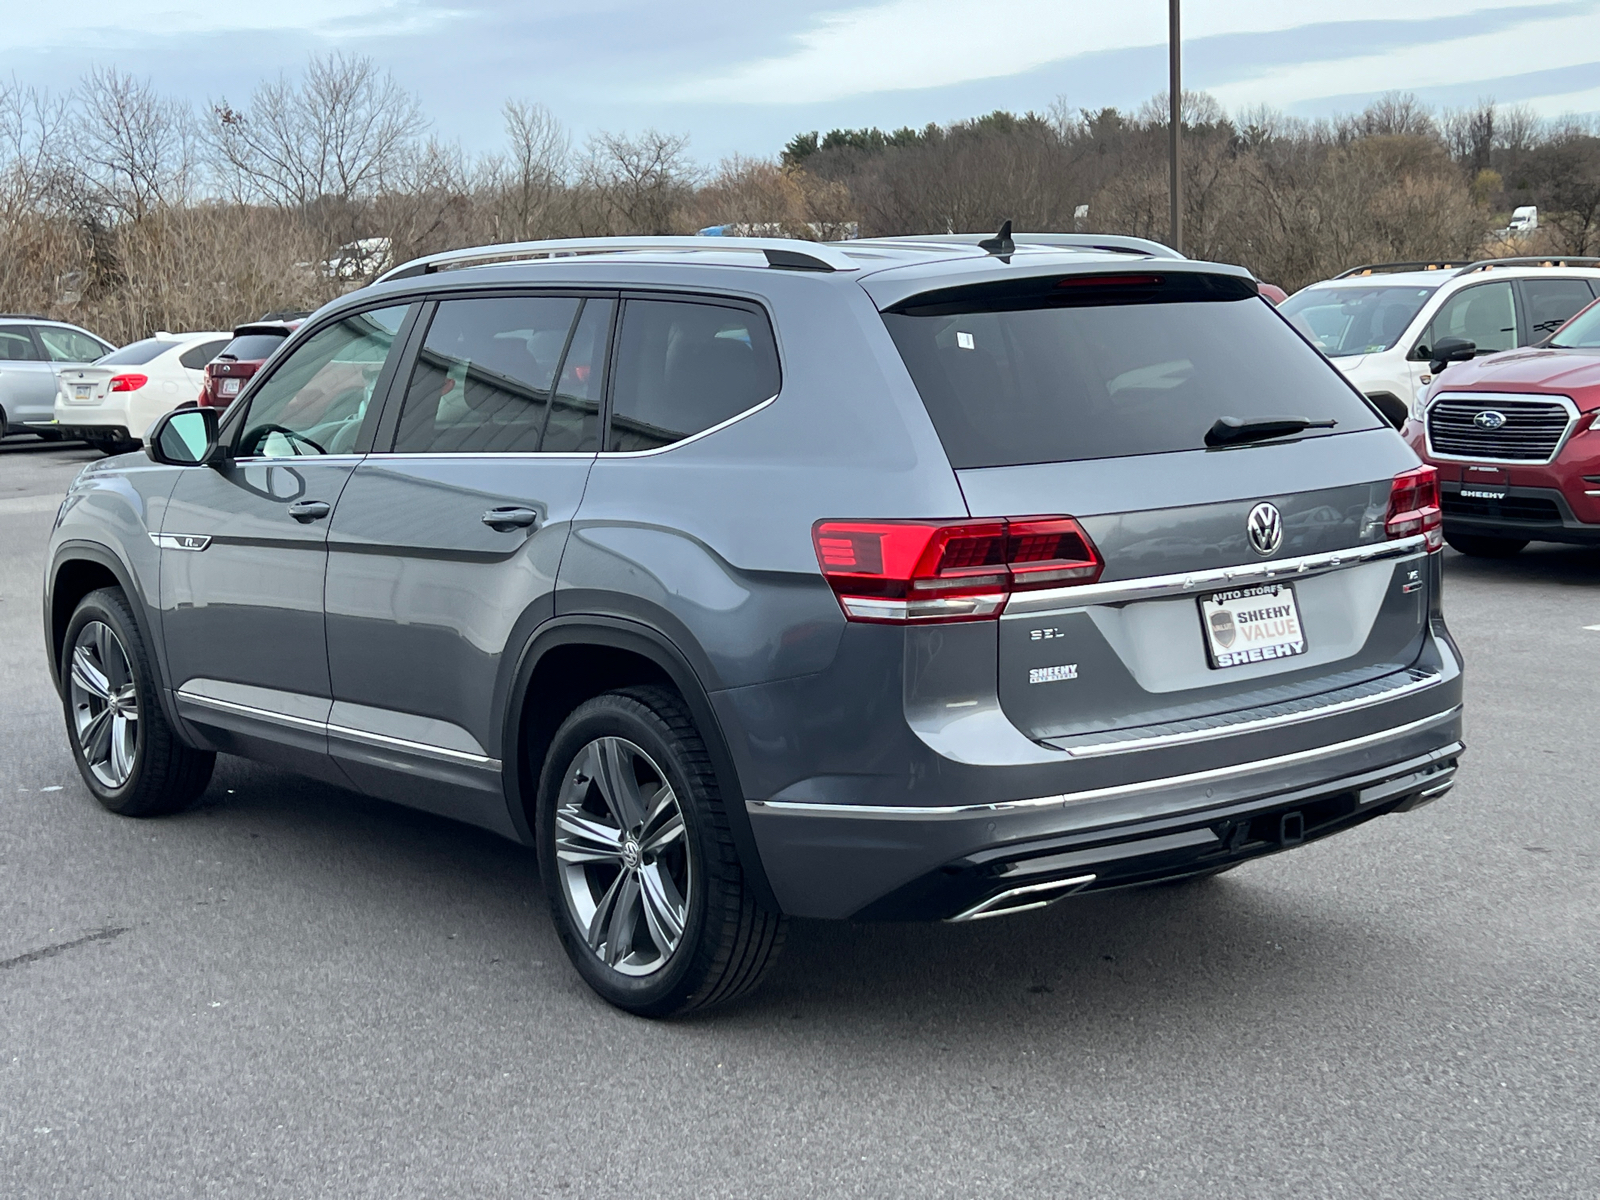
[146,407,225,466]
[1428,336,1476,375]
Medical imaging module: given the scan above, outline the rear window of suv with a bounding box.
[218,333,288,361]
[883,272,1382,468]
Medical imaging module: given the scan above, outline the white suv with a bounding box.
[1279,258,1600,427]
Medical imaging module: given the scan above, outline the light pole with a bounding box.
[1168,0,1182,254]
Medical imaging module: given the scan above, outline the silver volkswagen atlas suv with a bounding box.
[43,233,1464,1016]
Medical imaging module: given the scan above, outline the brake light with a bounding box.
[1386,465,1442,550]
[109,374,147,392]
[813,517,1103,623]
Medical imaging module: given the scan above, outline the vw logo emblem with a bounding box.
[1473,410,1507,430]
[1247,502,1284,557]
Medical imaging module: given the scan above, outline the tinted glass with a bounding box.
[0,325,41,361]
[884,282,1381,468]
[1549,299,1600,348]
[36,326,108,363]
[98,339,171,366]
[1419,282,1517,355]
[608,299,780,452]
[178,339,229,370]
[393,295,600,454]
[219,333,288,361]
[235,305,408,458]
[544,298,611,453]
[1521,279,1596,341]
[1279,285,1436,356]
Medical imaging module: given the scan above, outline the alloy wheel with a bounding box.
[68,620,139,789]
[554,736,691,977]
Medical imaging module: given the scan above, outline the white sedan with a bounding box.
[52,331,231,453]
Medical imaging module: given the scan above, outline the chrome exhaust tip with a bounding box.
[947,873,1097,922]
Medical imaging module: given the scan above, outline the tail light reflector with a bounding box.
[1387,465,1442,551]
[812,517,1103,623]
[109,374,147,392]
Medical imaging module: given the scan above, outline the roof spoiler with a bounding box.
[377,236,859,283]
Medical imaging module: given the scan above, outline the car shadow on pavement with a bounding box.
[0,436,94,456]
[159,754,1390,1042]
[1442,543,1600,585]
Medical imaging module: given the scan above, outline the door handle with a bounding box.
[482,506,540,531]
[287,500,331,523]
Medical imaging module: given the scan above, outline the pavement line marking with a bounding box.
[1585,625,1600,631]
[0,494,63,516]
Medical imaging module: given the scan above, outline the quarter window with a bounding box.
[392,296,610,454]
[234,305,409,458]
[1418,282,1518,356]
[35,325,109,363]
[608,299,780,452]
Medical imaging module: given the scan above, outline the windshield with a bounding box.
[1279,284,1437,357]
[883,275,1382,468]
[96,339,171,366]
[1550,299,1600,348]
[218,333,288,361]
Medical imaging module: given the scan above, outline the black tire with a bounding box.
[536,686,785,1017]
[1444,531,1528,558]
[61,587,215,816]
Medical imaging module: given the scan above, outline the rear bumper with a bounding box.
[747,700,1463,920]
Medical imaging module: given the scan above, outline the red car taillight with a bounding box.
[1387,465,1442,551]
[813,517,1103,623]
[109,374,147,392]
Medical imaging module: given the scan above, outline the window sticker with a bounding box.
[956,331,975,350]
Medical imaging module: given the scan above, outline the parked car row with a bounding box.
[0,316,114,440]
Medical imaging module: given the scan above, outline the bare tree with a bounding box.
[208,52,425,246]
[578,130,698,235]
[73,67,194,221]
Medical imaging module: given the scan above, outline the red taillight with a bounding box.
[1387,465,1442,551]
[109,374,147,392]
[812,517,1103,623]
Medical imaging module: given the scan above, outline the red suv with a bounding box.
[1404,296,1600,556]
[197,319,301,409]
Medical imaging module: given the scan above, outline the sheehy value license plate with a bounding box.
[1198,583,1307,669]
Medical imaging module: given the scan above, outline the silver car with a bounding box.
[0,316,114,438]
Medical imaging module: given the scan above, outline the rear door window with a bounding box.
[882,273,1381,468]
[36,326,109,363]
[607,298,780,452]
[391,295,610,454]
[1519,279,1597,342]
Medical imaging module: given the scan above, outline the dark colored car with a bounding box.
[197,321,300,409]
[1404,295,1600,555]
[45,233,1463,1017]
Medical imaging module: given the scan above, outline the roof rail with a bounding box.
[865,232,1184,260]
[1333,260,1475,278]
[377,236,859,283]
[1455,256,1600,274]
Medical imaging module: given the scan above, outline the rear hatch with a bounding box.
[205,327,290,406]
[871,264,1435,746]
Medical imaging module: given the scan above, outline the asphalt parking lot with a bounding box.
[2,434,1596,1199]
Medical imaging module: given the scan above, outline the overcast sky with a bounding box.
[8,0,1599,160]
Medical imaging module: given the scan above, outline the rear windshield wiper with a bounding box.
[1206,415,1337,448]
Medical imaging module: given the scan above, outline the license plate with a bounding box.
[1199,583,1307,669]
[72,383,92,400]
[220,378,241,395]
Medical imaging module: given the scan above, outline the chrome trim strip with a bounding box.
[1423,391,1578,465]
[597,395,777,458]
[947,874,1097,922]
[176,688,501,770]
[1004,535,1428,614]
[747,710,1462,821]
[1052,669,1442,759]
[176,690,326,733]
[324,722,500,770]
